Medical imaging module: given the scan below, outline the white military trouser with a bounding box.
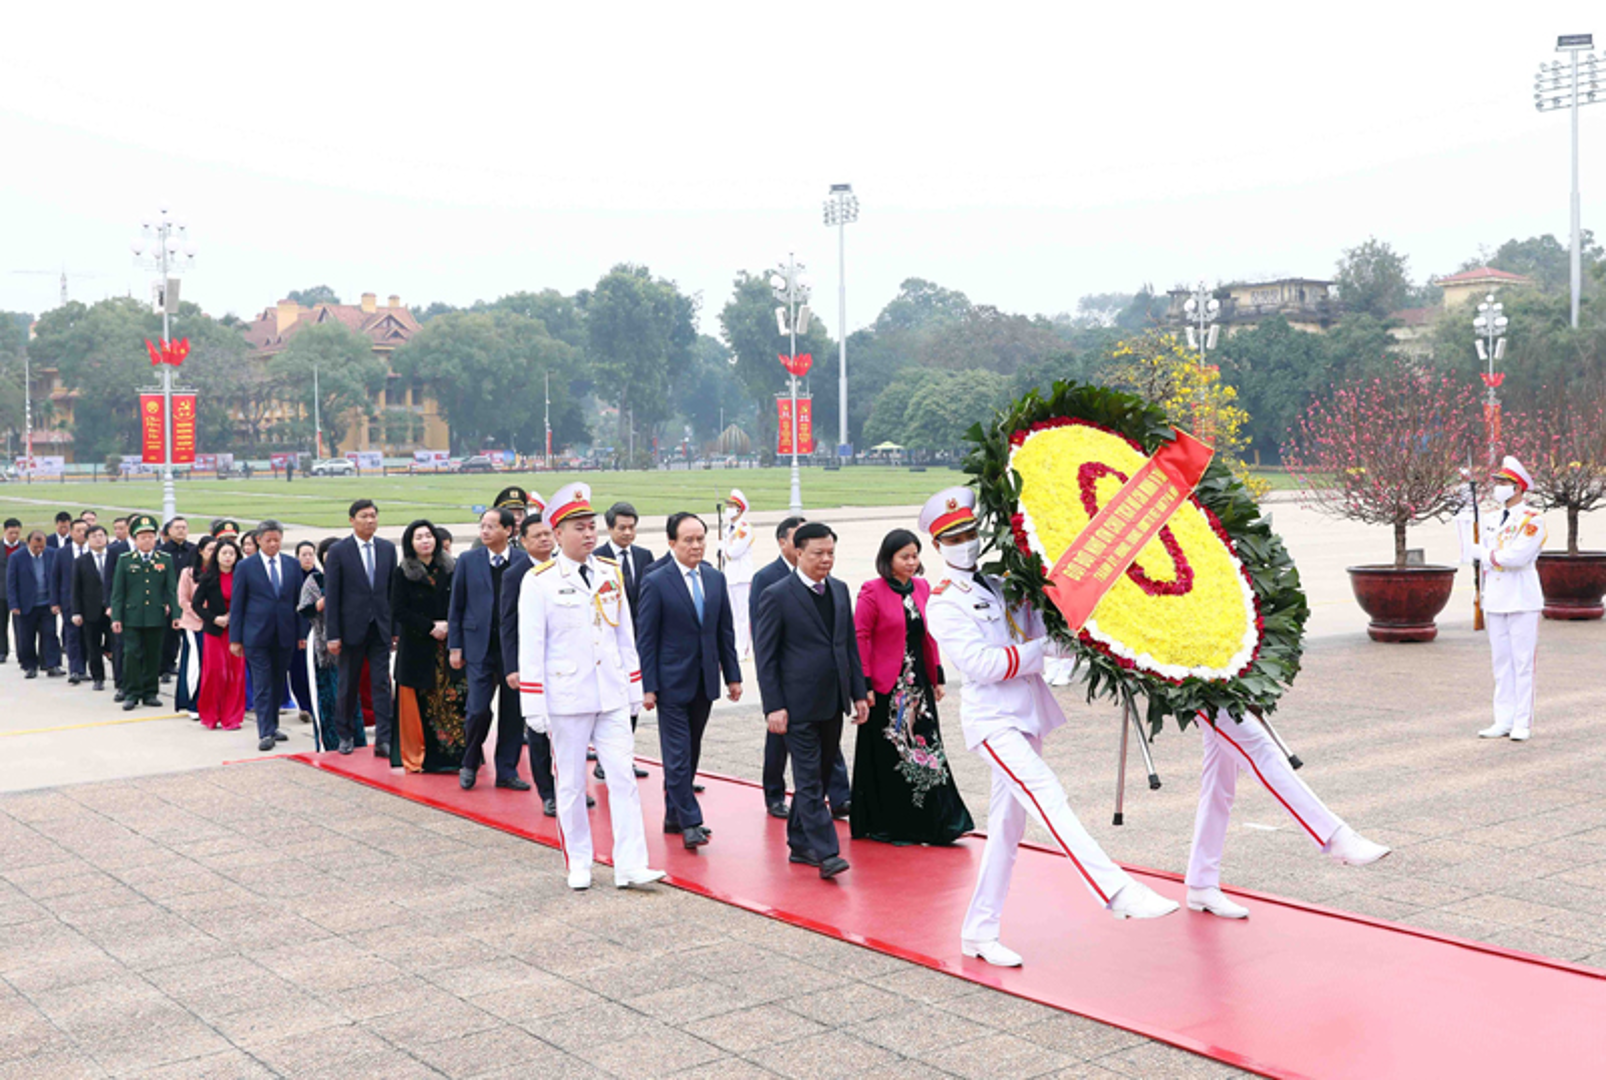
[1186,711,1342,889]
[962,728,1134,943]
[729,582,752,657]
[1487,610,1539,736]
[547,707,649,873]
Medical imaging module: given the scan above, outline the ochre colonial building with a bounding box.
[1167,278,1342,337]
[242,292,448,455]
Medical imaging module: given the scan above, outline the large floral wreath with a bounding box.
[965,381,1308,734]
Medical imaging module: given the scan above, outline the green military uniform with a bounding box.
[110,514,179,709]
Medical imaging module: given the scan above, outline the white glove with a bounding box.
[526,714,549,736]
[1469,543,1489,563]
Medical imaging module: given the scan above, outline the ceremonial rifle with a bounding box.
[1464,465,1485,632]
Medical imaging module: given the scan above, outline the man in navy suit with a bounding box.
[749,516,851,819]
[325,499,397,756]
[0,518,21,663]
[450,508,531,791]
[51,517,89,683]
[636,512,743,850]
[596,501,654,779]
[754,522,868,880]
[103,518,131,699]
[45,511,71,549]
[7,530,62,677]
[229,520,306,751]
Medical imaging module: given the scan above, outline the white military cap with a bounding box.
[544,482,595,527]
[1495,456,1533,493]
[728,488,748,514]
[918,486,978,538]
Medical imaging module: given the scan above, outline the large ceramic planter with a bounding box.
[1346,565,1458,642]
[1537,551,1606,620]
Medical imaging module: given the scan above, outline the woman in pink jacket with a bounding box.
[851,529,973,845]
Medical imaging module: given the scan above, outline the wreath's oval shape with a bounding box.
[1009,421,1260,682]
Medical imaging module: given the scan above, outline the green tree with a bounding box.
[1335,237,1414,318]
[670,335,750,446]
[268,322,387,450]
[392,309,585,454]
[0,311,30,449]
[1459,232,1604,296]
[903,369,1011,453]
[872,278,973,333]
[286,285,340,307]
[481,290,588,351]
[27,298,156,460]
[1215,316,1339,461]
[582,265,698,461]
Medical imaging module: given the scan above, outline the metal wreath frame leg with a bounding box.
[1113,692,1161,825]
[1252,708,1303,770]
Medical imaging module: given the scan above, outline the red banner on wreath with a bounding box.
[140,394,166,463]
[1042,430,1215,632]
[171,393,197,465]
[776,396,815,455]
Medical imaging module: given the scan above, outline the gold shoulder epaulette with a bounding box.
[533,559,556,575]
[594,555,618,566]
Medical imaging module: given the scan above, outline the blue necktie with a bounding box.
[690,568,704,624]
[269,556,281,596]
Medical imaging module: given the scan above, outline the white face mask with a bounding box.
[1492,484,1516,504]
[941,538,980,570]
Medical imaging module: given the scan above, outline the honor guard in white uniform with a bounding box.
[1465,456,1546,742]
[1185,707,1390,918]
[722,489,756,659]
[519,483,666,891]
[920,487,1178,969]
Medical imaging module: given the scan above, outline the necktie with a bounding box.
[621,550,633,592]
[492,553,505,569]
[363,542,374,586]
[690,568,705,623]
[811,580,825,597]
[269,556,281,596]
[579,564,592,588]
[96,554,103,577]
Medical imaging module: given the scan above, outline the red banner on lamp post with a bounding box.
[776,396,815,456]
[171,393,197,465]
[140,393,166,463]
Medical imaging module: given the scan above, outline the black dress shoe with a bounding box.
[594,764,606,781]
[831,801,852,820]
[92,681,104,691]
[68,674,82,685]
[767,802,790,819]
[46,668,64,678]
[542,798,557,817]
[663,821,682,834]
[633,765,649,778]
[338,739,354,755]
[258,737,275,751]
[142,697,162,707]
[495,777,531,791]
[693,783,705,794]
[788,849,821,866]
[586,795,596,808]
[123,698,138,712]
[374,742,391,758]
[819,856,850,879]
[113,689,124,700]
[586,748,597,761]
[682,826,710,849]
[159,673,173,684]
[460,768,476,790]
[24,670,37,680]
[273,731,288,742]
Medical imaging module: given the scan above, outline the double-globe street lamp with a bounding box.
[131,210,197,522]
[770,255,812,513]
[822,183,858,462]
[1473,292,1508,463]
[1534,35,1602,329]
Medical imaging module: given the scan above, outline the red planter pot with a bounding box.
[1537,552,1606,620]
[1346,565,1458,642]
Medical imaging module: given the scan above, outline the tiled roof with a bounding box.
[1390,306,1437,327]
[244,298,419,356]
[1434,266,1533,285]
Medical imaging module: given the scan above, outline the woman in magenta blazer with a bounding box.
[851,529,973,845]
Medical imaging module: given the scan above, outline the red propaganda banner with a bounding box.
[776,396,816,456]
[170,393,197,465]
[140,393,166,464]
[778,353,814,377]
[1042,430,1214,632]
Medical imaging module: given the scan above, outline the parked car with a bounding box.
[457,455,495,474]
[311,458,357,477]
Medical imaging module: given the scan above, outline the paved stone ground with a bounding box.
[3,613,1604,1078]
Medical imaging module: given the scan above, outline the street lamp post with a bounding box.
[823,183,858,462]
[130,209,196,522]
[1473,292,1509,462]
[1535,35,1602,329]
[770,255,812,513]
[1181,280,1221,437]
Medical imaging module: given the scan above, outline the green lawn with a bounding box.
[0,465,963,531]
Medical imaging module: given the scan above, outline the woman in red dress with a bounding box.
[192,538,247,731]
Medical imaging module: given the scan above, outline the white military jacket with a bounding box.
[518,551,643,724]
[1482,502,1547,614]
[925,566,1066,750]
[722,514,754,587]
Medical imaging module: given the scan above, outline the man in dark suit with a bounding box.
[103,518,130,699]
[46,511,71,548]
[450,508,530,791]
[750,516,852,819]
[158,517,197,680]
[70,524,114,691]
[229,520,305,752]
[636,512,742,849]
[0,518,22,663]
[325,499,397,756]
[502,510,561,813]
[51,517,89,684]
[754,522,868,879]
[7,530,62,677]
[596,501,654,778]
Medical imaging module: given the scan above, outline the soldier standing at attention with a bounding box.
[1469,456,1547,742]
[109,514,179,712]
[518,483,665,892]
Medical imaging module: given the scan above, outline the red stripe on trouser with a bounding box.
[983,739,1109,904]
[551,749,569,870]
[1211,720,1323,844]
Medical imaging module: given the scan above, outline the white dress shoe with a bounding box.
[1186,886,1249,919]
[567,866,593,891]
[1509,729,1531,742]
[1478,724,1512,739]
[1107,881,1180,920]
[615,868,667,889]
[1323,825,1390,867]
[961,939,1023,967]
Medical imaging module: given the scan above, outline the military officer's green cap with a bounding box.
[130,513,159,536]
[494,486,529,510]
[214,519,240,537]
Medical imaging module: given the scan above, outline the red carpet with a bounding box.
[293,751,1606,1079]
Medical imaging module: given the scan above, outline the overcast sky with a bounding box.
[3,3,1604,335]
